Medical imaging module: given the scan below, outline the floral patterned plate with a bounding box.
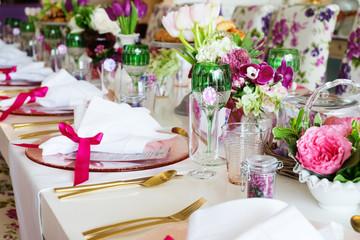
[25,135,189,172]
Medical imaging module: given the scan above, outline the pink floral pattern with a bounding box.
[267,4,339,91]
[0,156,19,240]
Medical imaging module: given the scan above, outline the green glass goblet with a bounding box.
[43,25,62,71]
[20,21,35,56]
[190,62,232,171]
[65,32,88,80]
[121,44,150,107]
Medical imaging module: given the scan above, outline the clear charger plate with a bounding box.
[0,104,73,116]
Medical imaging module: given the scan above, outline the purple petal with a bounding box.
[105,6,116,21]
[65,0,73,12]
[274,60,293,89]
[123,0,131,17]
[138,3,148,19]
[112,1,123,17]
[256,64,274,85]
[133,0,141,9]
[78,0,89,7]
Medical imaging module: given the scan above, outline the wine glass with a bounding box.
[65,32,90,80]
[189,62,232,178]
[20,21,35,57]
[121,44,151,108]
[43,25,62,71]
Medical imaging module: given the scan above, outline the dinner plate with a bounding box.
[0,104,73,116]
[0,80,42,86]
[25,135,189,172]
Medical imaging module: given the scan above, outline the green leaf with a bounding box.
[333,174,350,183]
[295,109,304,130]
[340,149,360,170]
[251,59,260,64]
[240,35,253,50]
[232,33,241,46]
[313,113,322,127]
[129,2,138,34]
[273,127,297,140]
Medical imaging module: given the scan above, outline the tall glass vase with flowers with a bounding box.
[161,0,295,174]
[105,0,148,46]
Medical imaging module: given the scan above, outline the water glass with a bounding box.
[221,121,272,185]
[43,25,62,71]
[20,21,35,56]
[189,93,219,179]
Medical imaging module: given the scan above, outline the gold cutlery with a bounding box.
[57,170,177,200]
[13,119,74,129]
[83,197,206,240]
[351,215,360,233]
[18,130,60,139]
[0,89,30,94]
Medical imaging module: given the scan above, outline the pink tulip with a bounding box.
[190,3,210,28]
[162,11,180,37]
[176,5,194,30]
[183,30,195,41]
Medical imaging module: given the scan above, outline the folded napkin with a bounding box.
[0,62,53,81]
[0,69,103,109]
[187,198,343,240]
[39,96,173,155]
[0,44,33,66]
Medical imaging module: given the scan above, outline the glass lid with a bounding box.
[282,91,358,112]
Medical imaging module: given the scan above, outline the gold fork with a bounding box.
[12,119,74,129]
[83,197,206,240]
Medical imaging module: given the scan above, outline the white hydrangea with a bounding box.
[195,36,237,63]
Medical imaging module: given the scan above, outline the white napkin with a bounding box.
[0,69,103,109]
[0,44,33,66]
[0,62,53,81]
[187,198,343,240]
[39,96,173,155]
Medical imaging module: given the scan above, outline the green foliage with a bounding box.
[74,6,94,30]
[233,32,265,60]
[148,48,180,78]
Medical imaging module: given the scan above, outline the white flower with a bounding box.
[183,30,195,42]
[195,36,237,62]
[190,3,211,28]
[90,8,121,36]
[25,7,31,16]
[68,16,84,33]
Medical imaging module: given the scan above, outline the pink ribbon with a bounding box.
[0,66,17,80]
[0,86,48,121]
[59,123,103,186]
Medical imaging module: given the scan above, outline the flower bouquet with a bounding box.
[148,47,180,96]
[273,81,360,210]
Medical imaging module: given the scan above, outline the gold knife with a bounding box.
[18,129,60,139]
[13,119,74,129]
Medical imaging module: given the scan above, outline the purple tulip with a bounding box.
[239,63,274,85]
[137,2,148,19]
[78,0,89,7]
[274,59,293,89]
[123,0,132,17]
[105,6,116,21]
[65,0,73,12]
[112,1,123,17]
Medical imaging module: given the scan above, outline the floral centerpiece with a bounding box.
[161,0,294,123]
[148,47,180,96]
[273,106,360,210]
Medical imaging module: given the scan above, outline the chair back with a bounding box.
[267,4,339,91]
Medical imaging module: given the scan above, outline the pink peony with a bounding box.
[296,125,353,175]
[324,116,360,135]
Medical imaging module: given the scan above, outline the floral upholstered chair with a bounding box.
[336,8,360,95]
[267,4,339,91]
[232,5,278,38]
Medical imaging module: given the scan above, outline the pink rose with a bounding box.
[296,125,352,175]
[324,116,360,135]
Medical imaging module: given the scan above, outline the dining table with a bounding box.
[0,81,360,240]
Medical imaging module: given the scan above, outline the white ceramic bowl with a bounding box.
[294,164,360,211]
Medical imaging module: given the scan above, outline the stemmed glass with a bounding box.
[65,32,90,80]
[43,25,62,71]
[189,62,232,179]
[121,44,150,107]
[20,21,35,57]
[267,48,300,90]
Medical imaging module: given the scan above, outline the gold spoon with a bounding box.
[171,127,189,138]
[57,170,177,200]
[351,215,360,233]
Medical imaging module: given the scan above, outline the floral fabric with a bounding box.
[0,157,19,240]
[232,5,278,38]
[267,4,339,91]
[337,8,360,95]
